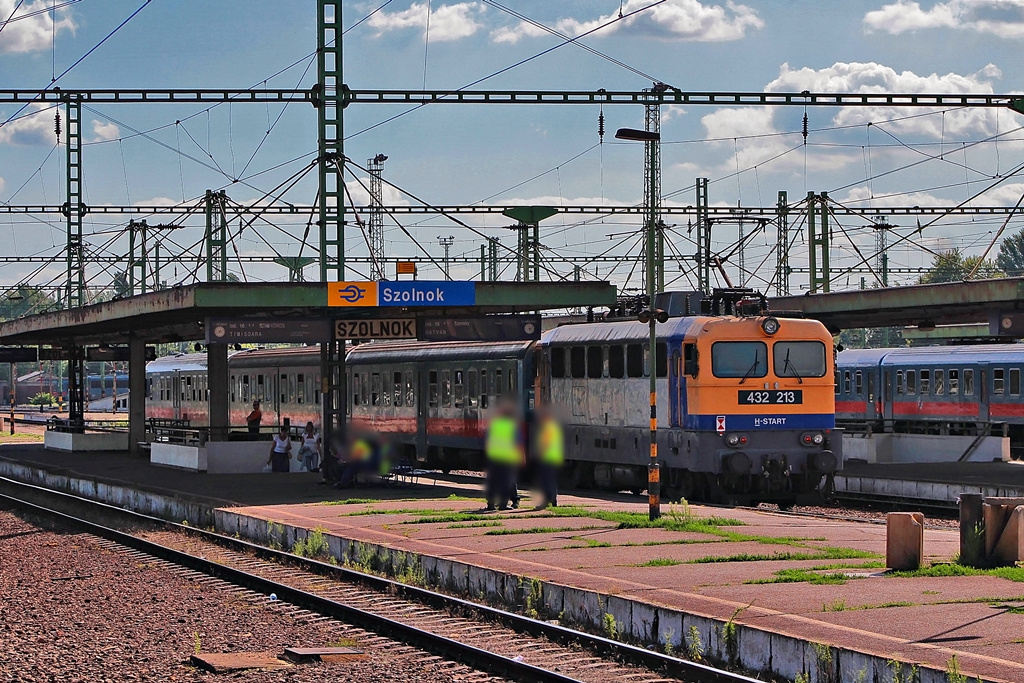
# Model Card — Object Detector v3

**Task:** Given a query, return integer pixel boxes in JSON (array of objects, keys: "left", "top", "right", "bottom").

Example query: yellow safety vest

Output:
[
  {"left": 351, "top": 439, "right": 372, "bottom": 462},
  {"left": 486, "top": 417, "right": 522, "bottom": 465},
  {"left": 538, "top": 419, "right": 565, "bottom": 467}
]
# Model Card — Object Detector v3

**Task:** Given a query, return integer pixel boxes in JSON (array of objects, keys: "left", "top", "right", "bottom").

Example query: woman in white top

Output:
[
  {"left": 298, "top": 421, "right": 322, "bottom": 472},
  {"left": 268, "top": 425, "right": 292, "bottom": 473}
]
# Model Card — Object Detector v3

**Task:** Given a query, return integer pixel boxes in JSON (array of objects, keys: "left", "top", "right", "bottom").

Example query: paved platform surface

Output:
[{"left": 5, "top": 443, "right": 1024, "bottom": 681}]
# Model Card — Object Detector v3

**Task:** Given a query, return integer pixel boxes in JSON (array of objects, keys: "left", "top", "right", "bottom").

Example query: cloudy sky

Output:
[{"left": 1, "top": 0, "right": 1023, "bottom": 297}]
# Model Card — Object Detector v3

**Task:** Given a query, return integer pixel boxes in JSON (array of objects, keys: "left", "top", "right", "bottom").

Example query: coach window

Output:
[
  {"left": 608, "top": 346, "right": 625, "bottom": 378},
  {"left": 834, "top": 371, "right": 840, "bottom": 395},
  {"left": 587, "top": 346, "right": 603, "bottom": 379},
  {"left": 643, "top": 345, "right": 651, "bottom": 377},
  {"left": 843, "top": 370, "right": 851, "bottom": 394},
  {"left": 230, "top": 375, "right": 235, "bottom": 402},
  {"left": 963, "top": 369, "right": 974, "bottom": 395},
  {"left": 896, "top": 370, "right": 904, "bottom": 395},
  {"left": 428, "top": 371, "right": 438, "bottom": 407},
  {"left": 626, "top": 344, "right": 644, "bottom": 378},
  {"left": 934, "top": 369, "right": 944, "bottom": 396},
  {"left": 906, "top": 369, "right": 916, "bottom": 395},
  {"left": 508, "top": 365, "right": 516, "bottom": 394},
  {"left": 441, "top": 369, "right": 452, "bottom": 406},
  {"left": 920, "top": 369, "right": 930, "bottom": 395},
  {"left": 370, "top": 372, "right": 380, "bottom": 407},
  {"left": 256, "top": 374, "right": 265, "bottom": 402},
  {"left": 393, "top": 371, "right": 403, "bottom": 407},
  {"left": 711, "top": 341, "right": 768, "bottom": 379},
  {"left": 405, "top": 370, "right": 414, "bottom": 407},
  {"left": 468, "top": 370, "right": 478, "bottom": 408},
  {"left": 479, "top": 369, "right": 488, "bottom": 408},
  {"left": 855, "top": 371, "right": 863, "bottom": 395},
  {"left": 1012, "top": 368, "right": 1021, "bottom": 397},
  {"left": 454, "top": 370, "right": 465, "bottom": 408},
  {"left": 352, "top": 373, "right": 361, "bottom": 406},
  {"left": 994, "top": 368, "right": 1005, "bottom": 396},
  {"left": 314, "top": 374, "right": 321, "bottom": 405},
  {"left": 570, "top": 347, "right": 586, "bottom": 379},
  {"left": 240, "top": 375, "right": 248, "bottom": 403},
  {"left": 297, "top": 374, "right": 305, "bottom": 404},
  {"left": 361, "top": 373, "right": 369, "bottom": 405},
  {"left": 495, "top": 368, "right": 503, "bottom": 397},
  {"left": 551, "top": 348, "right": 565, "bottom": 378},
  {"left": 949, "top": 369, "right": 959, "bottom": 395},
  {"left": 378, "top": 370, "right": 389, "bottom": 409}
]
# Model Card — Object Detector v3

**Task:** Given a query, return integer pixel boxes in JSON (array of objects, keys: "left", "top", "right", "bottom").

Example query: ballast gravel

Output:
[{"left": 0, "top": 509, "right": 468, "bottom": 683}]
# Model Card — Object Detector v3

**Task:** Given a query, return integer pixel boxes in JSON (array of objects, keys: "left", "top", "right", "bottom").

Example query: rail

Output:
[{"left": 0, "top": 476, "right": 760, "bottom": 683}]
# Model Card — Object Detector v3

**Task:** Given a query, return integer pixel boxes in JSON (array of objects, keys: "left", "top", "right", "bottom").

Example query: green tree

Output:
[
  {"left": 997, "top": 227, "right": 1024, "bottom": 277},
  {"left": 0, "top": 286, "right": 57, "bottom": 321},
  {"left": 918, "top": 248, "right": 1003, "bottom": 284}
]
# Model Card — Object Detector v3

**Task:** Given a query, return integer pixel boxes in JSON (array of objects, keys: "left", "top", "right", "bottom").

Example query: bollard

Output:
[
  {"left": 886, "top": 512, "right": 925, "bottom": 571},
  {"left": 959, "top": 493, "right": 985, "bottom": 567}
]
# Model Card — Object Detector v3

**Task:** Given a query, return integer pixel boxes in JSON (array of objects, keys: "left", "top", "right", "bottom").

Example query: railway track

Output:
[{"left": 0, "top": 475, "right": 761, "bottom": 683}]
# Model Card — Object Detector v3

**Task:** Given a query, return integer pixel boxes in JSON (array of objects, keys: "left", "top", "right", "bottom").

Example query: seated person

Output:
[
  {"left": 318, "top": 435, "right": 345, "bottom": 485},
  {"left": 334, "top": 433, "right": 375, "bottom": 489}
]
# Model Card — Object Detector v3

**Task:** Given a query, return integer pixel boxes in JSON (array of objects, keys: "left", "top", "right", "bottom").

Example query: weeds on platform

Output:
[
  {"left": 692, "top": 546, "right": 877, "bottom": 565},
  {"left": 823, "top": 598, "right": 847, "bottom": 611},
  {"left": 485, "top": 525, "right": 602, "bottom": 536},
  {"left": 634, "top": 557, "right": 683, "bottom": 567},
  {"left": 686, "top": 625, "right": 704, "bottom": 661},
  {"left": 889, "top": 562, "right": 1024, "bottom": 582},
  {"left": 446, "top": 520, "right": 503, "bottom": 529}
]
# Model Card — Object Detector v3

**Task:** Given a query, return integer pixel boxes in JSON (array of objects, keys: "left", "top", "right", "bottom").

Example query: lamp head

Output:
[{"left": 615, "top": 128, "right": 660, "bottom": 142}]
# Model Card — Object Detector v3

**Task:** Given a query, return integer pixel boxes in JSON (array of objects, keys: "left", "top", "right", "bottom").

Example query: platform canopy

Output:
[
  {"left": 768, "top": 277, "right": 1024, "bottom": 332},
  {"left": 0, "top": 281, "right": 617, "bottom": 346}
]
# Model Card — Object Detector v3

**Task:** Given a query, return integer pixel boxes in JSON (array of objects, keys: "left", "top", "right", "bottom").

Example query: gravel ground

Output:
[{"left": 0, "top": 509, "right": 470, "bottom": 683}]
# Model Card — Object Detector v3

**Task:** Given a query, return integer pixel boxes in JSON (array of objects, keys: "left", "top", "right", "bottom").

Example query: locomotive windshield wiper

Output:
[
  {"left": 738, "top": 355, "right": 761, "bottom": 384},
  {"left": 783, "top": 349, "right": 803, "bottom": 384}
]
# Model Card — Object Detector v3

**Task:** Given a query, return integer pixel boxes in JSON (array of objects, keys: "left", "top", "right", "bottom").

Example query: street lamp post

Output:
[{"left": 616, "top": 127, "right": 662, "bottom": 521}]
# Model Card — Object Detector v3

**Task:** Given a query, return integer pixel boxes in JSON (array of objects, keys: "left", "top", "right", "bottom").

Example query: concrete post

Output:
[
  {"left": 885, "top": 512, "right": 924, "bottom": 570},
  {"left": 207, "top": 343, "right": 229, "bottom": 443},
  {"left": 959, "top": 493, "right": 985, "bottom": 567},
  {"left": 128, "top": 337, "right": 147, "bottom": 456}
]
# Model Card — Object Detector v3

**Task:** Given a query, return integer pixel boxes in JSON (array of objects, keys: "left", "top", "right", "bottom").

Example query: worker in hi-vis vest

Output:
[
  {"left": 533, "top": 407, "right": 564, "bottom": 509},
  {"left": 484, "top": 400, "right": 523, "bottom": 511}
]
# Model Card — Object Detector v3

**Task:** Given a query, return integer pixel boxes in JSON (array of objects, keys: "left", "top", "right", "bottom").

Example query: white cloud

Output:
[
  {"left": 661, "top": 105, "right": 687, "bottom": 123},
  {"left": 0, "top": 104, "right": 55, "bottom": 146},
  {"left": 133, "top": 197, "right": 180, "bottom": 207},
  {"left": 492, "top": 0, "right": 763, "bottom": 44},
  {"left": 368, "top": 2, "right": 485, "bottom": 42},
  {"left": 0, "top": 175, "right": 5, "bottom": 194},
  {"left": 90, "top": 120, "right": 120, "bottom": 142},
  {"left": 767, "top": 61, "right": 1003, "bottom": 139},
  {"left": 0, "top": 0, "right": 75, "bottom": 54},
  {"left": 864, "top": 0, "right": 1024, "bottom": 38}
]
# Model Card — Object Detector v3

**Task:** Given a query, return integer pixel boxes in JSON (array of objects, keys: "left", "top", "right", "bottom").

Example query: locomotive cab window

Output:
[
  {"left": 712, "top": 341, "right": 767, "bottom": 379},
  {"left": 683, "top": 343, "right": 698, "bottom": 377},
  {"left": 773, "top": 341, "right": 826, "bottom": 378},
  {"left": 656, "top": 343, "right": 668, "bottom": 378},
  {"left": 994, "top": 368, "right": 1005, "bottom": 397}
]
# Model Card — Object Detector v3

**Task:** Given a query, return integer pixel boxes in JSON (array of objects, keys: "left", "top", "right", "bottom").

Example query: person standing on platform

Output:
[
  {"left": 298, "top": 421, "right": 322, "bottom": 472},
  {"left": 267, "top": 425, "right": 292, "bottom": 473},
  {"left": 484, "top": 401, "right": 523, "bottom": 511},
  {"left": 533, "top": 407, "right": 564, "bottom": 509},
  {"left": 246, "top": 400, "right": 263, "bottom": 435}
]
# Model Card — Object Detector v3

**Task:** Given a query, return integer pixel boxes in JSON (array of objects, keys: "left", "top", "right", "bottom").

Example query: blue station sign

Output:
[{"left": 329, "top": 281, "right": 475, "bottom": 307}]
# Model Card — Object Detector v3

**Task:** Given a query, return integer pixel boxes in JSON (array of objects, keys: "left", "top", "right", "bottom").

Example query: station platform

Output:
[
  {"left": 2, "top": 442, "right": 1024, "bottom": 683},
  {"left": 839, "top": 460, "right": 1024, "bottom": 506}
]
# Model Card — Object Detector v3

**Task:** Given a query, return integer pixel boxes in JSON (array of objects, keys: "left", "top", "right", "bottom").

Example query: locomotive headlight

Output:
[
  {"left": 725, "top": 433, "right": 748, "bottom": 448},
  {"left": 800, "top": 432, "right": 824, "bottom": 447},
  {"left": 761, "top": 317, "right": 780, "bottom": 336},
  {"left": 812, "top": 433, "right": 824, "bottom": 445}
]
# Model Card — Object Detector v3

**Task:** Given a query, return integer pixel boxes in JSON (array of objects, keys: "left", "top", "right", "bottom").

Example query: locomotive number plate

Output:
[{"left": 738, "top": 390, "right": 803, "bottom": 405}]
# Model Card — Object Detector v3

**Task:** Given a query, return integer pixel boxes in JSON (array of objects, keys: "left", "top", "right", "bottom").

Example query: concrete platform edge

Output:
[{"left": 0, "top": 458, "right": 1006, "bottom": 683}]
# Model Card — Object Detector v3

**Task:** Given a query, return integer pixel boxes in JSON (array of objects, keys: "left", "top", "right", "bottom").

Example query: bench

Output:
[{"left": 147, "top": 417, "right": 193, "bottom": 444}]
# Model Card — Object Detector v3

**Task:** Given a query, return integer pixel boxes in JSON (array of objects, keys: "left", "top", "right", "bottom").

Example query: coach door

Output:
[
  {"left": 882, "top": 368, "right": 894, "bottom": 425},
  {"left": 172, "top": 370, "right": 182, "bottom": 420},
  {"left": 979, "top": 368, "right": 990, "bottom": 423},
  {"left": 866, "top": 371, "right": 878, "bottom": 421}
]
